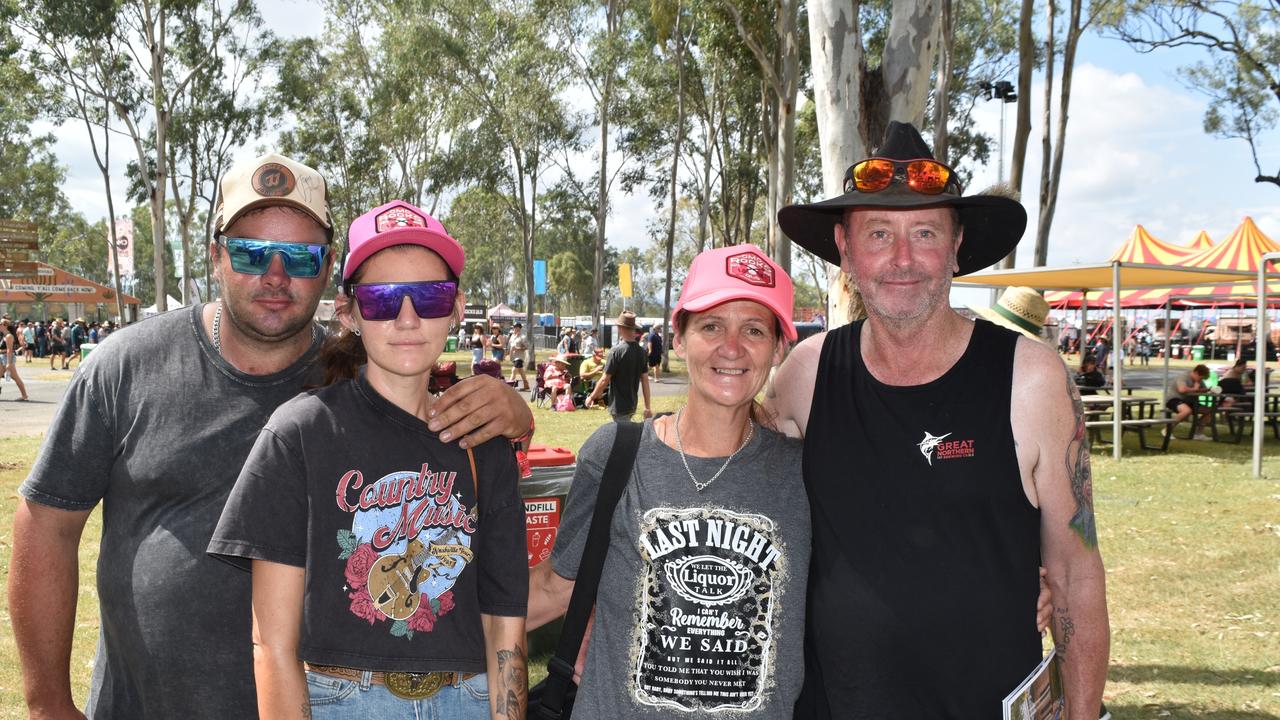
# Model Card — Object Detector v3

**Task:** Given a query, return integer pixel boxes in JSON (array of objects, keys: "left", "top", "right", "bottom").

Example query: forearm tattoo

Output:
[
  {"left": 1055, "top": 606, "right": 1076, "bottom": 657},
  {"left": 1064, "top": 374, "right": 1098, "bottom": 548},
  {"left": 495, "top": 646, "right": 527, "bottom": 720}
]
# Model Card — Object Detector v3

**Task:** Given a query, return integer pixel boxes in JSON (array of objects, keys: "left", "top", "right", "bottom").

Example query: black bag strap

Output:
[{"left": 538, "top": 421, "right": 643, "bottom": 718}]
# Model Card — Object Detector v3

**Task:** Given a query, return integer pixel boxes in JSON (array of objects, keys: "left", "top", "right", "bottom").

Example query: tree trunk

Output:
[
  {"left": 1035, "top": 0, "right": 1083, "bottom": 267},
  {"left": 592, "top": 0, "right": 619, "bottom": 333},
  {"left": 662, "top": 10, "right": 686, "bottom": 373},
  {"left": 774, "top": 0, "right": 799, "bottom": 273},
  {"left": 932, "top": 0, "right": 953, "bottom": 162},
  {"left": 809, "top": 0, "right": 867, "bottom": 328},
  {"left": 1001, "top": 0, "right": 1035, "bottom": 268},
  {"left": 145, "top": 0, "right": 170, "bottom": 313},
  {"left": 884, "top": 0, "right": 942, "bottom": 127},
  {"left": 1036, "top": 0, "right": 1057, "bottom": 266}
]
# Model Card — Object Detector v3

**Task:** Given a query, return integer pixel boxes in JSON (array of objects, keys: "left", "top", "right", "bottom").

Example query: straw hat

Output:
[{"left": 970, "top": 287, "right": 1050, "bottom": 341}]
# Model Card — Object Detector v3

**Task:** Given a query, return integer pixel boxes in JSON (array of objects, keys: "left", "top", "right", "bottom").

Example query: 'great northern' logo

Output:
[{"left": 917, "top": 431, "right": 976, "bottom": 465}]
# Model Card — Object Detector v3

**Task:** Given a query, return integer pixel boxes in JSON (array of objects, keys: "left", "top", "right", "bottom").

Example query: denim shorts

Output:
[{"left": 306, "top": 669, "right": 490, "bottom": 720}]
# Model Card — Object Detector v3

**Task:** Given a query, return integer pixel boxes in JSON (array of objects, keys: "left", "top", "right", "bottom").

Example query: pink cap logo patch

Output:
[
  {"left": 375, "top": 206, "right": 426, "bottom": 233},
  {"left": 726, "top": 251, "right": 775, "bottom": 288}
]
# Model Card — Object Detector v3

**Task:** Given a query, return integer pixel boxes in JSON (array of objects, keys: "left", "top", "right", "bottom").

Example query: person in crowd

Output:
[
  {"left": 469, "top": 323, "right": 487, "bottom": 367},
  {"left": 1094, "top": 336, "right": 1111, "bottom": 377},
  {"left": 772, "top": 121, "right": 1108, "bottom": 718},
  {"left": 1164, "top": 364, "right": 1215, "bottom": 440},
  {"left": 47, "top": 319, "right": 66, "bottom": 370},
  {"left": 210, "top": 200, "right": 527, "bottom": 719},
  {"left": 581, "top": 328, "right": 598, "bottom": 355},
  {"left": 1076, "top": 356, "right": 1106, "bottom": 393},
  {"left": 507, "top": 321, "right": 530, "bottom": 391},
  {"left": 585, "top": 311, "right": 651, "bottom": 422},
  {"left": 555, "top": 328, "right": 571, "bottom": 356},
  {"left": 528, "top": 244, "right": 1057, "bottom": 718},
  {"left": 644, "top": 324, "right": 663, "bottom": 382},
  {"left": 0, "top": 318, "right": 30, "bottom": 401},
  {"left": 20, "top": 320, "right": 34, "bottom": 363},
  {"left": 8, "top": 154, "right": 531, "bottom": 719},
  {"left": 578, "top": 345, "right": 606, "bottom": 388},
  {"left": 1218, "top": 356, "right": 1251, "bottom": 395},
  {"left": 67, "top": 317, "right": 88, "bottom": 367},
  {"left": 543, "top": 354, "right": 572, "bottom": 409},
  {"left": 490, "top": 322, "right": 505, "bottom": 364},
  {"left": 34, "top": 320, "right": 47, "bottom": 359}
]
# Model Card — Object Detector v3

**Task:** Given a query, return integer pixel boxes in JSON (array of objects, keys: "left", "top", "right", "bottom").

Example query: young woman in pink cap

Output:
[{"left": 210, "top": 200, "right": 527, "bottom": 719}]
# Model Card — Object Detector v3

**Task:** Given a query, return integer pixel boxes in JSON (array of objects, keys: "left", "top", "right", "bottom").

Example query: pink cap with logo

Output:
[
  {"left": 673, "top": 243, "right": 797, "bottom": 341},
  {"left": 342, "top": 200, "right": 465, "bottom": 281}
]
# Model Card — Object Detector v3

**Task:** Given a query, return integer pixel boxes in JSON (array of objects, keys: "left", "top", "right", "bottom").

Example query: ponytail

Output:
[{"left": 317, "top": 327, "right": 366, "bottom": 387}]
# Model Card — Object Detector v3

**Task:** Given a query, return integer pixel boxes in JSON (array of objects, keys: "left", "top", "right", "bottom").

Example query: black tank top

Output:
[{"left": 796, "top": 319, "right": 1041, "bottom": 719}]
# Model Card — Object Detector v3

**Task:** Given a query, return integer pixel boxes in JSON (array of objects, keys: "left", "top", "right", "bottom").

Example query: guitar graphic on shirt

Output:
[{"left": 366, "top": 531, "right": 474, "bottom": 621}]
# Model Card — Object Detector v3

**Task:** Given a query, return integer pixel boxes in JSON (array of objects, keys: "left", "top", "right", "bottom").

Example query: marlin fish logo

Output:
[{"left": 917, "top": 431, "right": 952, "bottom": 466}]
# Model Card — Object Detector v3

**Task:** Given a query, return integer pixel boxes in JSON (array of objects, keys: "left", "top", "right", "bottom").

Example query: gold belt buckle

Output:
[{"left": 386, "top": 671, "right": 446, "bottom": 700}]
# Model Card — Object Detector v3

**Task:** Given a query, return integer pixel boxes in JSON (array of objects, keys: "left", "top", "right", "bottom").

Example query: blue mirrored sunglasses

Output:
[
  {"left": 216, "top": 235, "right": 330, "bottom": 278},
  {"left": 349, "top": 281, "right": 459, "bottom": 321}
]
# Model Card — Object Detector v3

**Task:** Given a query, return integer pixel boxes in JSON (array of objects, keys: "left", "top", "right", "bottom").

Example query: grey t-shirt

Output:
[
  {"left": 552, "top": 420, "right": 809, "bottom": 718},
  {"left": 604, "top": 340, "right": 647, "bottom": 416},
  {"left": 1165, "top": 371, "right": 1204, "bottom": 404},
  {"left": 19, "top": 304, "right": 324, "bottom": 719}
]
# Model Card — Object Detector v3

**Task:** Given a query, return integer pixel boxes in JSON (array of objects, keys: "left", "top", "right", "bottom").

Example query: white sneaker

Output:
[{"left": 1193, "top": 433, "right": 1212, "bottom": 441}]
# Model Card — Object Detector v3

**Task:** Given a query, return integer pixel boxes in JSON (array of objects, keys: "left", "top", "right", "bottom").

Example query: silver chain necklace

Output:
[
  {"left": 673, "top": 407, "right": 754, "bottom": 492},
  {"left": 212, "top": 300, "right": 223, "bottom": 353}
]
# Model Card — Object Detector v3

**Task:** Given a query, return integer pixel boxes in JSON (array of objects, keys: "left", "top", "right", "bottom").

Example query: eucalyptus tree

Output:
[
  {"left": 18, "top": 0, "right": 261, "bottom": 314},
  {"left": 1113, "top": 1, "right": 1280, "bottom": 188}
]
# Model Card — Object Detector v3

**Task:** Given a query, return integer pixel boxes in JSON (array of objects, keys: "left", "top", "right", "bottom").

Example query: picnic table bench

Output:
[{"left": 1081, "top": 396, "right": 1175, "bottom": 451}]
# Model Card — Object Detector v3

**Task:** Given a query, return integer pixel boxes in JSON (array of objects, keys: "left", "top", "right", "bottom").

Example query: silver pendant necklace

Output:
[
  {"left": 673, "top": 406, "right": 754, "bottom": 492},
  {"left": 212, "top": 300, "right": 223, "bottom": 353}
]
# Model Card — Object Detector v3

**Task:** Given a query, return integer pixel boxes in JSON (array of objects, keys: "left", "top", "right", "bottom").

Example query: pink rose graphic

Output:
[
  {"left": 348, "top": 588, "right": 384, "bottom": 625},
  {"left": 407, "top": 599, "right": 437, "bottom": 633},
  {"left": 345, "top": 544, "right": 379, "bottom": 590},
  {"left": 437, "top": 590, "right": 455, "bottom": 617}
]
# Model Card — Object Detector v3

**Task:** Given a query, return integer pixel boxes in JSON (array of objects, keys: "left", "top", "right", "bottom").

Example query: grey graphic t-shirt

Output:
[{"left": 551, "top": 419, "right": 809, "bottom": 718}]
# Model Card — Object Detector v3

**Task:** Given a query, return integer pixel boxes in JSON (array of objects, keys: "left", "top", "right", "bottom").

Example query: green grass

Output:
[{"left": 3, "top": 391, "right": 1279, "bottom": 717}]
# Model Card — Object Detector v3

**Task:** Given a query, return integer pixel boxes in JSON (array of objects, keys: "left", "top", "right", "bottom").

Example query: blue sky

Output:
[{"left": 40, "top": 3, "right": 1280, "bottom": 306}]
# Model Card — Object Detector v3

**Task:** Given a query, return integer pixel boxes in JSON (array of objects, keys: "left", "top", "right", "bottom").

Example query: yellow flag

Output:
[{"left": 619, "top": 262, "right": 633, "bottom": 298}]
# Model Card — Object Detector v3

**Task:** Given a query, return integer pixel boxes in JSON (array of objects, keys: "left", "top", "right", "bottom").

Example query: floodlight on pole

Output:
[{"left": 979, "top": 80, "right": 1018, "bottom": 186}]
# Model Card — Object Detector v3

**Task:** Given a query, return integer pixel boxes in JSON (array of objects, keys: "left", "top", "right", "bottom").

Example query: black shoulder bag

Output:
[{"left": 528, "top": 421, "right": 643, "bottom": 720}]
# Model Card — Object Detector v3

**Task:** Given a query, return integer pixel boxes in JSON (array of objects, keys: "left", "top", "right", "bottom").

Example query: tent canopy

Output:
[
  {"left": 142, "top": 295, "right": 184, "bottom": 317},
  {"left": 956, "top": 262, "right": 1256, "bottom": 293},
  {"left": 487, "top": 303, "right": 524, "bottom": 320},
  {"left": 1188, "top": 230, "right": 1214, "bottom": 252}
]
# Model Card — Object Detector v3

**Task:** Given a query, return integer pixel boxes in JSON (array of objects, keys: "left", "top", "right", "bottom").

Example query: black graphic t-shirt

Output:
[
  {"left": 209, "top": 371, "right": 527, "bottom": 673},
  {"left": 551, "top": 420, "right": 809, "bottom": 718}
]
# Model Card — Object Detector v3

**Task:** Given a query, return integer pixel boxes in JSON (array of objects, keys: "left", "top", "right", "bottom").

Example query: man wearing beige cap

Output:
[{"left": 8, "top": 154, "right": 532, "bottom": 719}]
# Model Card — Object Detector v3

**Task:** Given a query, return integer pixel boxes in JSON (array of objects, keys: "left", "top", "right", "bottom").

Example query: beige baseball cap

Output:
[{"left": 214, "top": 153, "right": 332, "bottom": 234}]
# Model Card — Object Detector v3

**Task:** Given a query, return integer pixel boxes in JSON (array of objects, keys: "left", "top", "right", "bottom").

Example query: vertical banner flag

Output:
[
  {"left": 533, "top": 259, "right": 547, "bottom": 296},
  {"left": 112, "top": 216, "right": 135, "bottom": 279},
  {"left": 619, "top": 262, "right": 633, "bottom": 298}
]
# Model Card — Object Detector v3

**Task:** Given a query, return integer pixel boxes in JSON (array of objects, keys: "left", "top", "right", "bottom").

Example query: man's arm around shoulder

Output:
[
  {"left": 763, "top": 331, "right": 825, "bottom": 439},
  {"left": 9, "top": 499, "right": 91, "bottom": 720},
  {"left": 1011, "top": 338, "right": 1109, "bottom": 720}
]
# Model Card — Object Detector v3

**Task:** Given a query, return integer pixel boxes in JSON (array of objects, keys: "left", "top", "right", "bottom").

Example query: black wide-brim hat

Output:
[{"left": 778, "top": 121, "right": 1026, "bottom": 276}]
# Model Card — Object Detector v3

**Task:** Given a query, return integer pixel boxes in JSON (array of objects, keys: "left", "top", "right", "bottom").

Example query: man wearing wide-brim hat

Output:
[
  {"left": 766, "top": 121, "right": 1108, "bottom": 718},
  {"left": 585, "top": 310, "right": 651, "bottom": 421}
]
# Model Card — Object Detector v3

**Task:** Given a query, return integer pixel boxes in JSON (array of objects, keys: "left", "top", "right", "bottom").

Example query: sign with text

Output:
[
  {"left": 0, "top": 219, "right": 37, "bottom": 239},
  {"left": 111, "top": 216, "right": 135, "bottom": 278},
  {"left": 463, "top": 303, "right": 488, "bottom": 323},
  {"left": 524, "top": 497, "right": 560, "bottom": 568}
]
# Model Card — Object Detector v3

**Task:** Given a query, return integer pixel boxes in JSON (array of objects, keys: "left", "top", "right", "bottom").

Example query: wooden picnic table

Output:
[{"left": 1081, "top": 396, "right": 1171, "bottom": 450}]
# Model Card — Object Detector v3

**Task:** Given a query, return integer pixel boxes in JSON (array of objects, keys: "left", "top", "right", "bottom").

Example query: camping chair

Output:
[{"left": 533, "top": 361, "right": 552, "bottom": 408}]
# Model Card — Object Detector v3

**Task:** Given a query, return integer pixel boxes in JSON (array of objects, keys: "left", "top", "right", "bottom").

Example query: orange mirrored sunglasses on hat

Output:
[{"left": 843, "top": 158, "right": 961, "bottom": 196}]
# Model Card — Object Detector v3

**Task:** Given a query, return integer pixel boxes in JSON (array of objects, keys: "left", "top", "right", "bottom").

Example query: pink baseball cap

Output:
[
  {"left": 342, "top": 200, "right": 465, "bottom": 281},
  {"left": 673, "top": 243, "right": 797, "bottom": 341}
]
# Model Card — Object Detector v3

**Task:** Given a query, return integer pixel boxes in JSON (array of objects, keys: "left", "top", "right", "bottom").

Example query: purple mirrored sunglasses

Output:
[{"left": 349, "top": 281, "right": 458, "bottom": 321}]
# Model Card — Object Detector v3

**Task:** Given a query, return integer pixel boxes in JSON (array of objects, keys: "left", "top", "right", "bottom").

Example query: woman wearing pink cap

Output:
[
  {"left": 210, "top": 200, "right": 527, "bottom": 719},
  {"left": 527, "top": 244, "right": 810, "bottom": 717}
]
